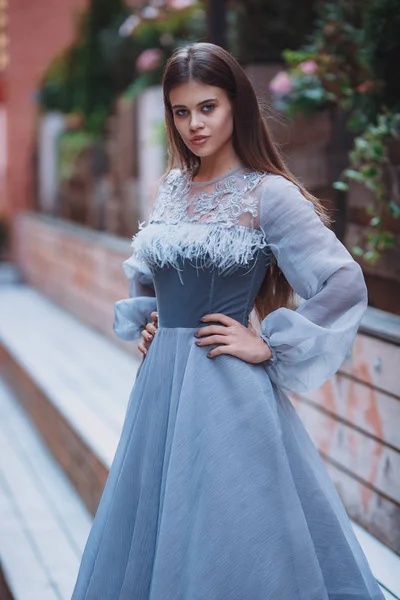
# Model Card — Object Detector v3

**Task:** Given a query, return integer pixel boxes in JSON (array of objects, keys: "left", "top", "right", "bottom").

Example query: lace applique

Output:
[
  {"left": 149, "top": 170, "right": 191, "bottom": 225},
  {"left": 130, "top": 168, "right": 274, "bottom": 274},
  {"left": 150, "top": 168, "right": 268, "bottom": 227}
]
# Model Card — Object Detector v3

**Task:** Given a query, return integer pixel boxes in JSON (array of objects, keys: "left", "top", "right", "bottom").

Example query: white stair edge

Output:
[
  {"left": 0, "top": 285, "right": 140, "bottom": 469},
  {"left": 0, "top": 378, "right": 92, "bottom": 600},
  {"left": 352, "top": 521, "right": 400, "bottom": 599}
]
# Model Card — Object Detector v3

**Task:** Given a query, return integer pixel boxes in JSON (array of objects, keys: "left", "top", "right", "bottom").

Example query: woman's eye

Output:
[{"left": 174, "top": 104, "right": 215, "bottom": 118}]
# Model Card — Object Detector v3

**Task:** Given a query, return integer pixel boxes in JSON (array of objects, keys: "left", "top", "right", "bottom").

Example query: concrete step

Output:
[
  {"left": 352, "top": 522, "right": 400, "bottom": 600},
  {"left": 0, "top": 285, "right": 141, "bottom": 516},
  {"left": 0, "top": 284, "right": 398, "bottom": 599},
  {"left": 0, "top": 377, "right": 92, "bottom": 600}
]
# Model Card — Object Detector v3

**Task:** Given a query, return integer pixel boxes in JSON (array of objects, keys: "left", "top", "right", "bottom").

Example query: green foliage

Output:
[
  {"left": 123, "top": 73, "right": 156, "bottom": 101},
  {"left": 270, "top": 0, "right": 400, "bottom": 263},
  {"left": 39, "top": 0, "right": 134, "bottom": 134},
  {"left": 58, "top": 131, "right": 98, "bottom": 181},
  {"left": 334, "top": 111, "right": 400, "bottom": 261},
  {"left": 270, "top": 1, "right": 376, "bottom": 121},
  {"left": 271, "top": 52, "right": 336, "bottom": 117},
  {"left": 39, "top": 0, "right": 206, "bottom": 134},
  {"left": 38, "top": 51, "right": 71, "bottom": 113},
  {"left": 363, "top": 0, "right": 400, "bottom": 114},
  {"left": 133, "top": 4, "right": 205, "bottom": 50},
  {"left": 234, "top": 0, "right": 317, "bottom": 63},
  {"left": 126, "top": 2, "right": 206, "bottom": 84}
]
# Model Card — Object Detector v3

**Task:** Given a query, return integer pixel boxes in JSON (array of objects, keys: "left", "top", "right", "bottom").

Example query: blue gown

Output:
[{"left": 71, "top": 167, "right": 385, "bottom": 599}]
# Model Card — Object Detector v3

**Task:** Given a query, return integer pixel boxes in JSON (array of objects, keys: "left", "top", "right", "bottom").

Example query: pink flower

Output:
[
  {"left": 168, "top": 0, "right": 196, "bottom": 9},
  {"left": 141, "top": 6, "right": 160, "bottom": 19},
  {"left": 119, "top": 15, "right": 140, "bottom": 37},
  {"left": 136, "top": 49, "right": 163, "bottom": 73},
  {"left": 269, "top": 71, "right": 293, "bottom": 96},
  {"left": 299, "top": 60, "right": 317, "bottom": 75}
]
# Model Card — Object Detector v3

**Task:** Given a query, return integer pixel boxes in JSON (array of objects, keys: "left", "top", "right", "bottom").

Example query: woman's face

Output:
[{"left": 169, "top": 80, "right": 234, "bottom": 158}]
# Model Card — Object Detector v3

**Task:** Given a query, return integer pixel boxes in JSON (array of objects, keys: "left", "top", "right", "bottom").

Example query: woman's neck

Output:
[{"left": 193, "top": 145, "right": 242, "bottom": 183}]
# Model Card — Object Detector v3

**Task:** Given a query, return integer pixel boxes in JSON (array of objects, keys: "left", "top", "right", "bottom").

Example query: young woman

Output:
[{"left": 71, "top": 43, "right": 385, "bottom": 599}]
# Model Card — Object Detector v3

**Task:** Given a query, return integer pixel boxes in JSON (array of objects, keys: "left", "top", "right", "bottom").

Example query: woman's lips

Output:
[{"left": 190, "top": 136, "right": 210, "bottom": 146}]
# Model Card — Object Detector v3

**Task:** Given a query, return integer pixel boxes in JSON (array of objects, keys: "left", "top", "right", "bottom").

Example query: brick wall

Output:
[
  {"left": 5, "top": 0, "right": 87, "bottom": 217},
  {"left": 13, "top": 212, "right": 141, "bottom": 360}
]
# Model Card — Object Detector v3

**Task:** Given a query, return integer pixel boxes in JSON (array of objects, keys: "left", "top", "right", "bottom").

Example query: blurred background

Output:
[{"left": 0, "top": 0, "right": 399, "bottom": 598}]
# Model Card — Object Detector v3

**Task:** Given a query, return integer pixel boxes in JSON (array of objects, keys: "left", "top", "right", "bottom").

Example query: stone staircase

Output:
[{"left": 0, "top": 275, "right": 399, "bottom": 600}]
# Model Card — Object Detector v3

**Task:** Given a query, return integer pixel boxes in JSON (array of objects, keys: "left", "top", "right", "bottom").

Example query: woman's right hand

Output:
[{"left": 138, "top": 311, "right": 158, "bottom": 357}]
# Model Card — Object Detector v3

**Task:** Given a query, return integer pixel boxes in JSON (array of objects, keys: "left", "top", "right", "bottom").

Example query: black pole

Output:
[
  {"left": 328, "top": 106, "right": 355, "bottom": 242},
  {"left": 207, "top": 0, "right": 227, "bottom": 48}
]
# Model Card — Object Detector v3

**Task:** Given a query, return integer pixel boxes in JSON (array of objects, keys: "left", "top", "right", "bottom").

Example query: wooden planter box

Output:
[
  {"left": 245, "top": 63, "right": 339, "bottom": 196},
  {"left": 345, "top": 140, "right": 400, "bottom": 316}
]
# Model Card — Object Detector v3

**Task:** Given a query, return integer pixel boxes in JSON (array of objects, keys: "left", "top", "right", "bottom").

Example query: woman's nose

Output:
[{"left": 189, "top": 114, "right": 204, "bottom": 130}]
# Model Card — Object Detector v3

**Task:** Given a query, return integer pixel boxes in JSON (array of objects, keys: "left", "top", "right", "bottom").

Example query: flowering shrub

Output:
[
  {"left": 269, "top": 58, "right": 336, "bottom": 117},
  {"left": 136, "top": 48, "right": 164, "bottom": 73},
  {"left": 334, "top": 111, "right": 400, "bottom": 261},
  {"left": 268, "top": 1, "right": 375, "bottom": 121},
  {"left": 39, "top": 0, "right": 205, "bottom": 131},
  {"left": 121, "top": 0, "right": 205, "bottom": 98},
  {"left": 168, "top": 0, "right": 196, "bottom": 9},
  {"left": 269, "top": 0, "right": 400, "bottom": 263}
]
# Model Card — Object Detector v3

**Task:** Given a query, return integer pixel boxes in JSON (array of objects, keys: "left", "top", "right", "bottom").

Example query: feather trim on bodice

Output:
[
  {"left": 129, "top": 167, "right": 274, "bottom": 275},
  {"left": 131, "top": 221, "right": 273, "bottom": 275}
]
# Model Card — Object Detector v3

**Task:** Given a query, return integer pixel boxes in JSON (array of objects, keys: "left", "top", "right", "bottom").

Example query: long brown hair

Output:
[{"left": 162, "top": 42, "right": 331, "bottom": 321}]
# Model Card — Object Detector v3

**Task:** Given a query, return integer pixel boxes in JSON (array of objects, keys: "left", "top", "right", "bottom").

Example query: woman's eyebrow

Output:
[{"left": 171, "top": 97, "right": 218, "bottom": 109}]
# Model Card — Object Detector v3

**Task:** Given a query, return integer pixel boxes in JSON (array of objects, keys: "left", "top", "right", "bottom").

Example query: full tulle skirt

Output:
[{"left": 71, "top": 326, "right": 384, "bottom": 600}]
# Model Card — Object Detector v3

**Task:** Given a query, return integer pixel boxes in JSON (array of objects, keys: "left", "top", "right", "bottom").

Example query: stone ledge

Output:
[{"left": 360, "top": 306, "right": 400, "bottom": 346}]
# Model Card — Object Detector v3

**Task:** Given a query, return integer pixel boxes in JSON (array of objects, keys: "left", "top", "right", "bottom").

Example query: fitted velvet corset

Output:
[{"left": 151, "top": 250, "right": 270, "bottom": 329}]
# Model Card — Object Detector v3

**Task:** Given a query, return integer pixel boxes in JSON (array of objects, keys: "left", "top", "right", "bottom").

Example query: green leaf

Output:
[
  {"left": 364, "top": 250, "right": 380, "bottom": 263},
  {"left": 367, "top": 233, "right": 379, "bottom": 245},
  {"left": 333, "top": 181, "right": 349, "bottom": 191},
  {"left": 372, "top": 144, "right": 384, "bottom": 159},
  {"left": 361, "top": 165, "right": 379, "bottom": 178},
  {"left": 344, "top": 169, "right": 365, "bottom": 182},
  {"left": 369, "top": 216, "right": 381, "bottom": 227},
  {"left": 388, "top": 201, "right": 400, "bottom": 218},
  {"left": 352, "top": 246, "right": 364, "bottom": 256},
  {"left": 303, "top": 88, "right": 325, "bottom": 101},
  {"left": 380, "top": 231, "right": 395, "bottom": 246}
]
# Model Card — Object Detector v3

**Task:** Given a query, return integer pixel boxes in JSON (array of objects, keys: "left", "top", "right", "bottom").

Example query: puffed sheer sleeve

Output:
[
  {"left": 258, "top": 175, "right": 368, "bottom": 394},
  {"left": 113, "top": 255, "right": 157, "bottom": 342}
]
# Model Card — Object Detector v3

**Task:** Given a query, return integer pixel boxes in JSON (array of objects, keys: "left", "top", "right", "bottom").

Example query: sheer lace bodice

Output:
[
  {"left": 150, "top": 165, "right": 266, "bottom": 228},
  {"left": 115, "top": 167, "right": 368, "bottom": 394},
  {"left": 132, "top": 166, "right": 273, "bottom": 274}
]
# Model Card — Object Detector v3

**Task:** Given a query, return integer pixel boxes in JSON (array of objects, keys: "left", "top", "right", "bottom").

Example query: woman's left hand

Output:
[{"left": 194, "top": 313, "right": 272, "bottom": 364}]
